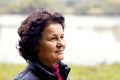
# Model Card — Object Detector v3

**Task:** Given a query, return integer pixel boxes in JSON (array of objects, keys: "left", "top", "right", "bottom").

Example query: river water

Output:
[{"left": 0, "top": 15, "right": 120, "bottom": 66}]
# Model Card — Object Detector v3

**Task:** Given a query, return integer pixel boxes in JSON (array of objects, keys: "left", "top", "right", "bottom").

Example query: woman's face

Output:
[{"left": 38, "top": 23, "right": 65, "bottom": 66}]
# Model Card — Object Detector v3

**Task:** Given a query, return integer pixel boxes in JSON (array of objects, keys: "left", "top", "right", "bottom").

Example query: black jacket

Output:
[{"left": 14, "top": 61, "right": 70, "bottom": 80}]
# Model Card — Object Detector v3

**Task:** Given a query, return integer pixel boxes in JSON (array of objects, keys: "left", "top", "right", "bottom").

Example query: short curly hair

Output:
[{"left": 18, "top": 8, "right": 65, "bottom": 61}]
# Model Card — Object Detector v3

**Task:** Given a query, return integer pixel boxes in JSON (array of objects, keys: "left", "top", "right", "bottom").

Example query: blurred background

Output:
[{"left": 0, "top": 0, "right": 120, "bottom": 80}]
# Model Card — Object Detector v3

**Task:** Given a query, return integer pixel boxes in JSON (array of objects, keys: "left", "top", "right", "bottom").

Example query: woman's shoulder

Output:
[{"left": 14, "top": 66, "right": 39, "bottom": 80}]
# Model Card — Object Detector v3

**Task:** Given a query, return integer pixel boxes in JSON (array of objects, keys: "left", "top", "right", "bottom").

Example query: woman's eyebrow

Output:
[{"left": 51, "top": 33, "right": 64, "bottom": 36}]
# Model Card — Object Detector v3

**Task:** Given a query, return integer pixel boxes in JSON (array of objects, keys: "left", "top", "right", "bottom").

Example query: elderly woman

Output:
[{"left": 14, "top": 8, "right": 71, "bottom": 80}]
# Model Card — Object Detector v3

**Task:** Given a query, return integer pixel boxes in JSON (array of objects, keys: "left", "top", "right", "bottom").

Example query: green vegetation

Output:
[
  {"left": 0, "top": 63, "right": 120, "bottom": 80},
  {"left": 69, "top": 63, "right": 120, "bottom": 80},
  {"left": 0, "top": 0, "right": 120, "bottom": 15},
  {"left": 0, "top": 63, "right": 26, "bottom": 80}
]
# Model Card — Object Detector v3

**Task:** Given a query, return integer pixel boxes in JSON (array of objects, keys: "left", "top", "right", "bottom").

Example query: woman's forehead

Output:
[
  {"left": 44, "top": 23, "right": 63, "bottom": 33},
  {"left": 41, "top": 23, "right": 64, "bottom": 37}
]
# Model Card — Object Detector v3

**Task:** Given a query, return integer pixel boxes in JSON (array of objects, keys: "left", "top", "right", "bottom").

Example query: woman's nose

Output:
[{"left": 57, "top": 39, "right": 65, "bottom": 47}]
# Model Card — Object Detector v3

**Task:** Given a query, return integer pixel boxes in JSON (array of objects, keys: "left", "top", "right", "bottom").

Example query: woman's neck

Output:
[{"left": 38, "top": 59, "right": 58, "bottom": 67}]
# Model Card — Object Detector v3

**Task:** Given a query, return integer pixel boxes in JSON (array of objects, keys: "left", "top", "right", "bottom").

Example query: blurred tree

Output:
[
  {"left": 66, "top": 0, "right": 75, "bottom": 7},
  {"left": 0, "top": 0, "right": 120, "bottom": 15}
]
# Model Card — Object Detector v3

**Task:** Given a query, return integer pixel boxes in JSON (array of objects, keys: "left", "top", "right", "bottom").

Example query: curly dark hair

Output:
[{"left": 18, "top": 8, "right": 65, "bottom": 61}]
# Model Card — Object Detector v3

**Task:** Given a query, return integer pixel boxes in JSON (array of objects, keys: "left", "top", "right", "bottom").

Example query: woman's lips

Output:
[{"left": 55, "top": 50, "right": 63, "bottom": 54}]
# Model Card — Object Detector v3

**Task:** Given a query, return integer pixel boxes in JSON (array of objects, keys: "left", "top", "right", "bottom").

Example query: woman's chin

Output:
[{"left": 58, "top": 55, "right": 64, "bottom": 61}]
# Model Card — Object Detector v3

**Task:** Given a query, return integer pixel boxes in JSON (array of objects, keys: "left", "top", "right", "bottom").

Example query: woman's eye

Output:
[
  {"left": 49, "top": 35, "right": 64, "bottom": 41},
  {"left": 50, "top": 37, "right": 57, "bottom": 41},
  {"left": 61, "top": 36, "right": 64, "bottom": 39}
]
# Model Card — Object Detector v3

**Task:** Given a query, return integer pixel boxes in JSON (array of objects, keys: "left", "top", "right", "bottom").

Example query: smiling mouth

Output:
[{"left": 55, "top": 50, "right": 64, "bottom": 54}]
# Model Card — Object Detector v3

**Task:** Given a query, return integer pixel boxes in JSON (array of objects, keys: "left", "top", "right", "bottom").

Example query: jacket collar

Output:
[
  {"left": 28, "top": 61, "right": 70, "bottom": 80},
  {"left": 58, "top": 61, "right": 71, "bottom": 79}
]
